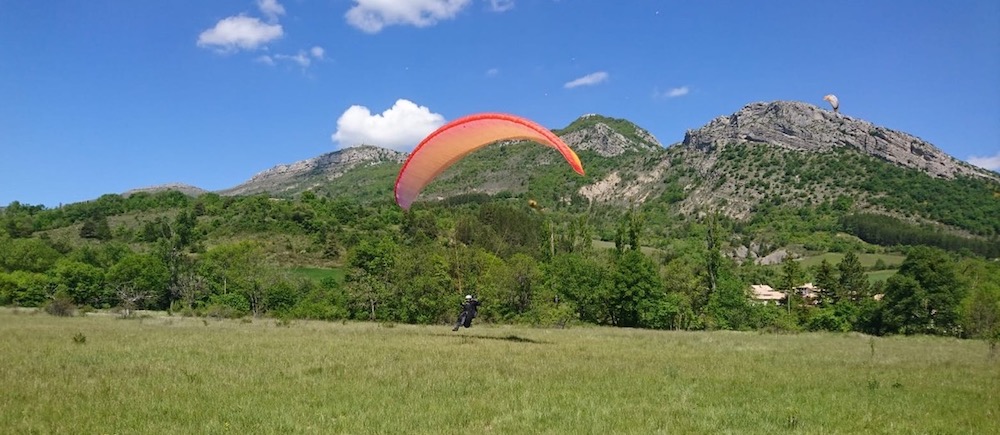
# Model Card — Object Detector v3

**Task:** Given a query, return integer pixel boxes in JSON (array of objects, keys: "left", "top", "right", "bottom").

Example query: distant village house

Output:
[
  {"left": 749, "top": 283, "right": 823, "bottom": 305},
  {"left": 750, "top": 284, "right": 785, "bottom": 304}
]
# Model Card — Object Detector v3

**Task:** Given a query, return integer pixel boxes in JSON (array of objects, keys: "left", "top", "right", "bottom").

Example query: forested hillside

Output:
[
  {"left": 2, "top": 103, "right": 998, "bottom": 340},
  {"left": 2, "top": 186, "right": 998, "bottom": 340}
]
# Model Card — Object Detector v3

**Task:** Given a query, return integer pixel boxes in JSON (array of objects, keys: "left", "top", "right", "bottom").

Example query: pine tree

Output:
[
  {"left": 837, "top": 252, "right": 869, "bottom": 303},
  {"left": 79, "top": 215, "right": 112, "bottom": 241},
  {"left": 813, "top": 259, "right": 839, "bottom": 306}
]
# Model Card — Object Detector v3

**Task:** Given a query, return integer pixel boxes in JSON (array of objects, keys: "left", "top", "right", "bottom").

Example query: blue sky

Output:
[{"left": 2, "top": 0, "right": 998, "bottom": 207}]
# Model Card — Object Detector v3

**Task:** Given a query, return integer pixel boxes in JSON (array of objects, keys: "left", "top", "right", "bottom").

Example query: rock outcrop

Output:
[
  {"left": 681, "top": 101, "right": 997, "bottom": 181},
  {"left": 560, "top": 114, "right": 661, "bottom": 157},
  {"left": 220, "top": 145, "right": 406, "bottom": 196}
]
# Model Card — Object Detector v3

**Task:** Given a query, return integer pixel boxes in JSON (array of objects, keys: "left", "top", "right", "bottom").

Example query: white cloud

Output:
[
  {"left": 345, "top": 0, "right": 471, "bottom": 34},
  {"left": 258, "top": 0, "right": 286, "bottom": 22},
  {"left": 653, "top": 85, "right": 690, "bottom": 99},
  {"left": 255, "top": 55, "right": 275, "bottom": 65},
  {"left": 332, "top": 99, "right": 446, "bottom": 151},
  {"left": 275, "top": 50, "right": 311, "bottom": 67},
  {"left": 197, "top": 15, "right": 283, "bottom": 51},
  {"left": 564, "top": 71, "right": 609, "bottom": 89},
  {"left": 485, "top": 67, "right": 499, "bottom": 77},
  {"left": 665, "top": 86, "right": 689, "bottom": 98},
  {"left": 968, "top": 152, "right": 1000, "bottom": 171},
  {"left": 261, "top": 48, "right": 323, "bottom": 68},
  {"left": 488, "top": 0, "right": 515, "bottom": 12}
]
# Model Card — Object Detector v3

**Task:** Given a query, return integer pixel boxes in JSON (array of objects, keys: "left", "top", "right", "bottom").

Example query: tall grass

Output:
[{"left": 1, "top": 309, "right": 996, "bottom": 433}]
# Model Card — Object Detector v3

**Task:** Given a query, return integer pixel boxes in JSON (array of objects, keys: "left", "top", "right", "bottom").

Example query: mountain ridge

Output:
[
  {"left": 217, "top": 145, "right": 407, "bottom": 197},
  {"left": 122, "top": 101, "right": 999, "bottom": 234},
  {"left": 681, "top": 101, "right": 995, "bottom": 181}
]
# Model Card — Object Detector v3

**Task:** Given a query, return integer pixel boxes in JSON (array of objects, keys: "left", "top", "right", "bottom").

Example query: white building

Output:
[{"left": 750, "top": 284, "right": 785, "bottom": 304}]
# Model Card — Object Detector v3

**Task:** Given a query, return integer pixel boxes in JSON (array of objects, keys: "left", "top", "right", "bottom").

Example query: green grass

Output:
[
  {"left": 798, "top": 252, "right": 906, "bottom": 269},
  {"left": 289, "top": 266, "right": 345, "bottom": 283},
  {"left": 591, "top": 239, "right": 662, "bottom": 256},
  {"left": 1, "top": 309, "right": 997, "bottom": 434},
  {"left": 866, "top": 269, "right": 898, "bottom": 283}
]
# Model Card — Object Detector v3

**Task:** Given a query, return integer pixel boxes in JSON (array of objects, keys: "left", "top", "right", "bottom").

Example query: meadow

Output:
[
  {"left": 796, "top": 252, "right": 906, "bottom": 270},
  {"left": 1, "top": 308, "right": 997, "bottom": 434}
]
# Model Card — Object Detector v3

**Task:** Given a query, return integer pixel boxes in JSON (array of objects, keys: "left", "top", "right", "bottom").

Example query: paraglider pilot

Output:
[{"left": 452, "top": 295, "right": 481, "bottom": 331}]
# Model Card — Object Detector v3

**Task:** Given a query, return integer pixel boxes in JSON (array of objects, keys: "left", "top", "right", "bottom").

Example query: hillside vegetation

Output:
[{"left": 2, "top": 102, "right": 999, "bottom": 341}]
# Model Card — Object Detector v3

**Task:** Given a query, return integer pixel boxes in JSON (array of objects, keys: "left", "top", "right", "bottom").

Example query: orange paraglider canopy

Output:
[{"left": 394, "top": 113, "right": 585, "bottom": 210}]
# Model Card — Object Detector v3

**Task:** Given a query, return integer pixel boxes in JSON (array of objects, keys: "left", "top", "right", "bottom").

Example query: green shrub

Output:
[
  {"left": 204, "top": 293, "right": 250, "bottom": 319},
  {"left": 44, "top": 293, "right": 77, "bottom": 317},
  {"left": 807, "top": 308, "right": 852, "bottom": 332}
]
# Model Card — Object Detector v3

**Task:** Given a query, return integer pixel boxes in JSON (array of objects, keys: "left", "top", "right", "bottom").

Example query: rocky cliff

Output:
[
  {"left": 220, "top": 145, "right": 406, "bottom": 196},
  {"left": 560, "top": 114, "right": 662, "bottom": 157},
  {"left": 681, "top": 101, "right": 997, "bottom": 181}
]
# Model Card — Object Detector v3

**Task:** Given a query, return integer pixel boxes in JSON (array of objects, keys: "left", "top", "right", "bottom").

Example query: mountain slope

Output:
[
  {"left": 123, "top": 183, "right": 208, "bottom": 197},
  {"left": 219, "top": 146, "right": 406, "bottom": 197},
  {"left": 141, "top": 101, "right": 997, "bottom": 239},
  {"left": 682, "top": 101, "right": 996, "bottom": 181},
  {"left": 642, "top": 102, "right": 1000, "bottom": 237}
]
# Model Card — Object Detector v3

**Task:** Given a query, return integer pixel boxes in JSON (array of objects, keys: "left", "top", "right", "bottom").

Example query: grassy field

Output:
[
  {"left": 790, "top": 252, "right": 905, "bottom": 283},
  {"left": 797, "top": 252, "right": 906, "bottom": 269},
  {"left": 865, "top": 269, "right": 898, "bottom": 283},
  {"left": 591, "top": 239, "right": 662, "bottom": 256},
  {"left": 1, "top": 309, "right": 997, "bottom": 434}
]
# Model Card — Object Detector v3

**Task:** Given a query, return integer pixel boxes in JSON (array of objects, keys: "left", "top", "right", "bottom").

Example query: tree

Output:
[
  {"left": 882, "top": 247, "right": 966, "bottom": 335},
  {"left": 389, "top": 244, "right": 452, "bottom": 324},
  {"left": 52, "top": 259, "right": 107, "bottom": 307},
  {"left": 703, "top": 214, "right": 723, "bottom": 296},
  {"left": 837, "top": 252, "right": 869, "bottom": 303},
  {"left": 107, "top": 253, "right": 170, "bottom": 310},
  {"left": 958, "top": 259, "right": 1000, "bottom": 348},
  {"left": 961, "top": 283, "right": 1000, "bottom": 345},
  {"left": 780, "top": 255, "right": 803, "bottom": 292},
  {"left": 115, "top": 283, "right": 149, "bottom": 318},
  {"left": 704, "top": 271, "right": 752, "bottom": 330},
  {"left": 401, "top": 210, "right": 439, "bottom": 244},
  {"left": 0, "top": 271, "right": 53, "bottom": 306},
  {"left": 502, "top": 253, "right": 540, "bottom": 318},
  {"left": 607, "top": 250, "right": 662, "bottom": 327},
  {"left": 171, "top": 269, "right": 210, "bottom": 311},
  {"left": 79, "top": 215, "right": 112, "bottom": 240},
  {"left": 0, "top": 237, "right": 61, "bottom": 273},
  {"left": 172, "top": 209, "right": 200, "bottom": 250},
  {"left": 660, "top": 255, "right": 703, "bottom": 330},
  {"left": 1, "top": 201, "right": 38, "bottom": 238},
  {"left": 545, "top": 253, "right": 611, "bottom": 325},
  {"left": 813, "top": 258, "right": 838, "bottom": 307},
  {"left": 200, "top": 242, "right": 273, "bottom": 317},
  {"left": 345, "top": 236, "right": 398, "bottom": 321}
]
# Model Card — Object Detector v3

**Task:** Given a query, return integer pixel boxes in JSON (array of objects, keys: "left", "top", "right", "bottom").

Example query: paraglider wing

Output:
[
  {"left": 394, "top": 113, "right": 585, "bottom": 210},
  {"left": 823, "top": 94, "right": 839, "bottom": 113}
]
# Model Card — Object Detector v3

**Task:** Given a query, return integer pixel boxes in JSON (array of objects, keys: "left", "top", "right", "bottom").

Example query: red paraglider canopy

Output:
[{"left": 394, "top": 113, "right": 585, "bottom": 210}]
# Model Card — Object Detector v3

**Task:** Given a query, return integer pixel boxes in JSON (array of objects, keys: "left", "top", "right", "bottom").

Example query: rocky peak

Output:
[
  {"left": 682, "top": 101, "right": 996, "bottom": 181},
  {"left": 559, "top": 114, "right": 662, "bottom": 157},
  {"left": 220, "top": 145, "right": 406, "bottom": 196},
  {"left": 247, "top": 146, "right": 405, "bottom": 182}
]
